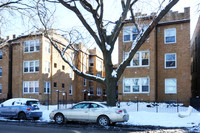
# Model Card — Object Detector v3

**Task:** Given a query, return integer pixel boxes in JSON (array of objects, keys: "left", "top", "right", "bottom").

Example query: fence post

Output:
[
  {"left": 156, "top": 102, "right": 158, "bottom": 113},
  {"left": 135, "top": 96, "right": 138, "bottom": 111}
]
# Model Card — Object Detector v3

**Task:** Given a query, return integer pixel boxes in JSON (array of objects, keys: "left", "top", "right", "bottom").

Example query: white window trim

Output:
[
  {"left": 44, "top": 41, "right": 51, "bottom": 54},
  {"left": 23, "top": 81, "right": 39, "bottom": 94},
  {"left": 44, "top": 81, "right": 51, "bottom": 94},
  {"left": 125, "top": 50, "right": 150, "bottom": 68},
  {"left": 123, "top": 26, "right": 138, "bottom": 42},
  {"left": 123, "top": 77, "right": 150, "bottom": 94},
  {"left": 165, "top": 53, "right": 177, "bottom": 69},
  {"left": 165, "top": 78, "right": 177, "bottom": 94},
  {"left": 24, "top": 39, "right": 40, "bottom": 53},
  {"left": 164, "top": 28, "right": 176, "bottom": 44},
  {"left": 23, "top": 60, "right": 39, "bottom": 73},
  {"left": 44, "top": 61, "right": 51, "bottom": 74}
]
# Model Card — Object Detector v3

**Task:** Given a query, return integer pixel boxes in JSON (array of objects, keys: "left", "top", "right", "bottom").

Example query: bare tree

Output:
[{"left": 38, "top": 0, "right": 179, "bottom": 106}]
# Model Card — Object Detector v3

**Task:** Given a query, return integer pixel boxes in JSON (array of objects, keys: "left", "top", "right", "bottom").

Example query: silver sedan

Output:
[{"left": 49, "top": 101, "right": 129, "bottom": 126}]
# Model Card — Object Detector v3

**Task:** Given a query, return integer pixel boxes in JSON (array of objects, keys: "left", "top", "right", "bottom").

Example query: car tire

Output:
[
  {"left": 97, "top": 115, "right": 110, "bottom": 126},
  {"left": 54, "top": 113, "right": 65, "bottom": 124},
  {"left": 18, "top": 112, "right": 27, "bottom": 120}
]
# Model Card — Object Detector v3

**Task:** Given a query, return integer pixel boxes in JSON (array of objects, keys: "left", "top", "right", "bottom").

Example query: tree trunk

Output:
[{"left": 106, "top": 78, "right": 117, "bottom": 106}]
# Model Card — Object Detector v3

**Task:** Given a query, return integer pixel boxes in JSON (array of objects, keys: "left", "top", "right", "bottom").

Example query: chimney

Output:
[{"left": 13, "top": 34, "right": 16, "bottom": 39}]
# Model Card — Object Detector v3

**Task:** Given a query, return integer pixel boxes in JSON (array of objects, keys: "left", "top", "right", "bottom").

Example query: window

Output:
[
  {"left": 44, "top": 82, "right": 51, "bottom": 94},
  {"left": 69, "top": 85, "right": 73, "bottom": 95},
  {"left": 165, "top": 53, "right": 176, "bottom": 69},
  {"left": 62, "top": 83, "right": 65, "bottom": 88},
  {"left": 123, "top": 77, "right": 149, "bottom": 93},
  {"left": 133, "top": 53, "right": 139, "bottom": 66},
  {"left": 84, "top": 79, "right": 87, "bottom": 86},
  {"left": 0, "top": 67, "right": 2, "bottom": 77},
  {"left": 97, "top": 88, "right": 102, "bottom": 96},
  {"left": 44, "top": 61, "right": 51, "bottom": 74},
  {"left": 142, "top": 52, "right": 149, "bottom": 65},
  {"left": 165, "top": 79, "right": 177, "bottom": 94},
  {"left": 89, "top": 87, "right": 94, "bottom": 95},
  {"left": 124, "top": 51, "right": 149, "bottom": 67},
  {"left": 123, "top": 26, "right": 138, "bottom": 42},
  {"left": 44, "top": 41, "right": 51, "bottom": 54},
  {"left": 62, "top": 65, "right": 65, "bottom": 70},
  {"left": 103, "top": 89, "right": 106, "bottom": 95},
  {"left": 0, "top": 84, "right": 2, "bottom": 94},
  {"left": 0, "top": 50, "right": 2, "bottom": 59},
  {"left": 97, "top": 74, "right": 101, "bottom": 77},
  {"left": 54, "top": 82, "right": 57, "bottom": 88},
  {"left": 123, "top": 52, "right": 130, "bottom": 66},
  {"left": 24, "top": 39, "right": 40, "bottom": 53},
  {"left": 23, "top": 60, "right": 39, "bottom": 73},
  {"left": 23, "top": 81, "right": 39, "bottom": 93},
  {"left": 54, "top": 63, "right": 57, "bottom": 68},
  {"left": 96, "top": 59, "right": 102, "bottom": 70},
  {"left": 164, "top": 28, "right": 176, "bottom": 44},
  {"left": 89, "top": 58, "right": 94, "bottom": 67}
]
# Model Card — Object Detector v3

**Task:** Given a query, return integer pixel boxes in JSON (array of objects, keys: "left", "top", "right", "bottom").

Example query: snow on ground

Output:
[{"left": 1, "top": 102, "right": 200, "bottom": 128}]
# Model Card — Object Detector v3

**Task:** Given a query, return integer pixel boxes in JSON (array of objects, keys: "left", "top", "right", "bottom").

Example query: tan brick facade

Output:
[
  {"left": 118, "top": 8, "right": 191, "bottom": 105},
  {"left": 0, "top": 31, "right": 105, "bottom": 104}
]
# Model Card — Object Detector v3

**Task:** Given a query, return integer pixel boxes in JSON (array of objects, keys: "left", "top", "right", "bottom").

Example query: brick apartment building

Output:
[
  {"left": 118, "top": 7, "right": 191, "bottom": 105},
  {"left": 0, "top": 30, "right": 105, "bottom": 104}
]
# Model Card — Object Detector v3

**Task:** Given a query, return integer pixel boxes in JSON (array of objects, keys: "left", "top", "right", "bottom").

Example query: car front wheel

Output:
[
  {"left": 97, "top": 115, "right": 110, "bottom": 126},
  {"left": 54, "top": 113, "right": 65, "bottom": 124}
]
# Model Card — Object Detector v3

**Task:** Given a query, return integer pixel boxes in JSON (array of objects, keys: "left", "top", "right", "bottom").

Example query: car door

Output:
[
  {"left": 66, "top": 103, "right": 90, "bottom": 122},
  {"left": 88, "top": 103, "right": 105, "bottom": 122}
]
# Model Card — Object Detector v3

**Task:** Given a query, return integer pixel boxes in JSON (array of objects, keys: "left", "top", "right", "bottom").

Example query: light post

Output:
[{"left": 56, "top": 90, "right": 60, "bottom": 110}]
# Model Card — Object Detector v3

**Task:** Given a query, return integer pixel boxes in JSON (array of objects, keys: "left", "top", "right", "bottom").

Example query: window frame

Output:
[
  {"left": 23, "top": 60, "right": 39, "bottom": 73},
  {"left": 124, "top": 51, "right": 150, "bottom": 68},
  {"left": 24, "top": 39, "right": 40, "bottom": 53},
  {"left": 165, "top": 53, "right": 177, "bottom": 69},
  {"left": 23, "top": 81, "right": 39, "bottom": 94},
  {"left": 44, "top": 81, "right": 51, "bottom": 94},
  {"left": 97, "top": 87, "right": 102, "bottom": 96},
  {"left": 123, "top": 77, "right": 150, "bottom": 93},
  {"left": 164, "top": 28, "right": 176, "bottom": 44},
  {"left": 123, "top": 26, "right": 138, "bottom": 42},
  {"left": 165, "top": 78, "right": 177, "bottom": 94}
]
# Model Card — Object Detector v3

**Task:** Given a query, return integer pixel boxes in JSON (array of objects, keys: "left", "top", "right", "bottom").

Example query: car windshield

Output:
[{"left": 26, "top": 101, "right": 39, "bottom": 106}]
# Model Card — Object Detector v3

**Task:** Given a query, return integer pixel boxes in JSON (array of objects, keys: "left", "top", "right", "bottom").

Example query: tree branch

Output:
[{"left": 57, "top": 0, "right": 102, "bottom": 49}]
